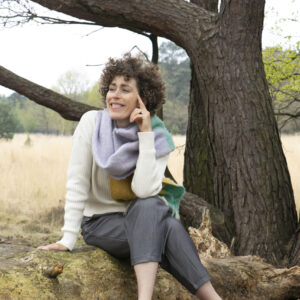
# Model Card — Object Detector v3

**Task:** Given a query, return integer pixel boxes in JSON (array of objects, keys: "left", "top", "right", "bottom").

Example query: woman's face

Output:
[{"left": 106, "top": 75, "right": 139, "bottom": 128}]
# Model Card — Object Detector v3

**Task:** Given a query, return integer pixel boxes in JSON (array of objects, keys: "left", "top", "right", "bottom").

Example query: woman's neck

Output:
[{"left": 116, "top": 118, "right": 130, "bottom": 128}]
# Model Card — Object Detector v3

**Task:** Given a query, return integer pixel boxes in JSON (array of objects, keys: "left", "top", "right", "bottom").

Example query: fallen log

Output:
[
  {"left": 0, "top": 209, "right": 299, "bottom": 299},
  {"left": 189, "top": 209, "right": 300, "bottom": 299}
]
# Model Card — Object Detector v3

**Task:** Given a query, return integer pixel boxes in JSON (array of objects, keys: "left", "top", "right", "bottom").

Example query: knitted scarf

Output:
[{"left": 92, "top": 109, "right": 185, "bottom": 218}]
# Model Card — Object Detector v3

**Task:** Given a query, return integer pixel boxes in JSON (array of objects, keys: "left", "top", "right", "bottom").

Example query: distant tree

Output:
[
  {"left": 159, "top": 41, "right": 190, "bottom": 105},
  {"left": 16, "top": 100, "right": 38, "bottom": 134},
  {"left": 7, "top": 92, "right": 27, "bottom": 109},
  {"left": 54, "top": 70, "right": 90, "bottom": 102},
  {"left": 160, "top": 43, "right": 300, "bottom": 135},
  {"left": 0, "top": 98, "right": 18, "bottom": 139},
  {"left": 51, "top": 70, "right": 92, "bottom": 134},
  {"left": 263, "top": 46, "right": 300, "bottom": 133},
  {"left": 85, "top": 83, "right": 104, "bottom": 108},
  {"left": 159, "top": 41, "right": 190, "bottom": 134},
  {"left": 163, "top": 98, "right": 188, "bottom": 135}
]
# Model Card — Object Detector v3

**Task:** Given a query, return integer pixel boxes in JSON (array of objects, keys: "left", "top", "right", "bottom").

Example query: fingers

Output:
[
  {"left": 37, "top": 244, "right": 52, "bottom": 250},
  {"left": 132, "top": 95, "right": 152, "bottom": 132},
  {"left": 131, "top": 95, "right": 148, "bottom": 123},
  {"left": 136, "top": 94, "right": 146, "bottom": 110},
  {"left": 130, "top": 108, "right": 148, "bottom": 123},
  {"left": 37, "top": 243, "right": 68, "bottom": 251}
]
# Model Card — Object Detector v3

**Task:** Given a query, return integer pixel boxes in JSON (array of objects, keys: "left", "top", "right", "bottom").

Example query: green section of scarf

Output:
[
  {"left": 151, "top": 116, "right": 185, "bottom": 218},
  {"left": 150, "top": 116, "right": 175, "bottom": 152},
  {"left": 159, "top": 178, "right": 186, "bottom": 219}
]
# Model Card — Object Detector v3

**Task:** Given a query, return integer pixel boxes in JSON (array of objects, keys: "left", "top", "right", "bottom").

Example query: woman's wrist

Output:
[{"left": 140, "top": 124, "right": 152, "bottom": 132}]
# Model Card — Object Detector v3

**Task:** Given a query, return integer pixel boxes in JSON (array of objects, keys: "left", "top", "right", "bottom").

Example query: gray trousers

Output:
[{"left": 80, "top": 196, "right": 211, "bottom": 294}]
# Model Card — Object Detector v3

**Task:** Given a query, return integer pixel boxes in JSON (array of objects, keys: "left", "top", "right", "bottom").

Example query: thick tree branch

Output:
[
  {"left": 29, "top": 0, "right": 215, "bottom": 49},
  {"left": 191, "top": 0, "right": 218, "bottom": 12},
  {"left": 1, "top": 0, "right": 155, "bottom": 38},
  {"left": 0, "top": 65, "right": 97, "bottom": 120}
]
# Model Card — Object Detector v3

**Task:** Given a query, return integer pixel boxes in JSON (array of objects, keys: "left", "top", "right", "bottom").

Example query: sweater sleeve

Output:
[
  {"left": 131, "top": 131, "right": 169, "bottom": 198},
  {"left": 57, "top": 111, "right": 95, "bottom": 251}
]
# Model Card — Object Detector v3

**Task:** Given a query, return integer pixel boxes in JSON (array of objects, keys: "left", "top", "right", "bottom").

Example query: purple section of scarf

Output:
[{"left": 92, "top": 109, "right": 171, "bottom": 180}]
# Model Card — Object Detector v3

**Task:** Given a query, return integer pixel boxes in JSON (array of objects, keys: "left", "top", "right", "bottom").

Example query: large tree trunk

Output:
[
  {"left": 1, "top": 0, "right": 298, "bottom": 264},
  {"left": 184, "top": 0, "right": 297, "bottom": 264}
]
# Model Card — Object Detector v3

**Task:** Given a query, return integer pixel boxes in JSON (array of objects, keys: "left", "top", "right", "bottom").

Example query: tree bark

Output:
[
  {"left": 191, "top": 0, "right": 218, "bottom": 12},
  {"left": 184, "top": 0, "right": 298, "bottom": 264},
  {"left": 0, "top": 0, "right": 298, "bottom": 265}
]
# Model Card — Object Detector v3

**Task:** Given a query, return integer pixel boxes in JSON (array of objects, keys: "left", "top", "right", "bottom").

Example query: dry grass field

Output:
[
  {"left": 0, "top": 133, "right": 299, "bottom": 231},
  {"left": 170, "top": 135, "right": 300, "bottom": 216},
  {"left": 0, "top": 134, "right": 71, "bottom": 219}
]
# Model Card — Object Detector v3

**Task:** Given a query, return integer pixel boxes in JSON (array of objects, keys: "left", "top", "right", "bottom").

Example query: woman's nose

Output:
[{"left": 113, "top": 90, "right": 120, "bottom": 97}]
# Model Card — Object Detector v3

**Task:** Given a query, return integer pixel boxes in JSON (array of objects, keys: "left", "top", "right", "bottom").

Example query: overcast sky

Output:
[{"left": 0, "top": 0, "right": 299, "bottom": 96}]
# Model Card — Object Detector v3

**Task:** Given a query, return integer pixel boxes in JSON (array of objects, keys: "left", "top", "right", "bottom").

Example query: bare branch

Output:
[
  {"left": 128, "top": 46, "right": 150, "bottom": 62},
  {"left": 275, "top": 112, "right": 300, "bottom": 118},
  {"left": 271, "top": 90, "right": 300, "bottom": 102},
  {"left": 0, "top": 0, "right": 96, "bottom": 27},
  {"left": 81, "top": 27, "right": 104, "bottom": 37}
]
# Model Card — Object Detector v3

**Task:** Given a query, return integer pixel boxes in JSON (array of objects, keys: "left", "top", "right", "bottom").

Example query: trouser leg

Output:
[
  {"left": 81, "top": 197, "right": 211, "bottom": 294},
  {"left": 80, "top": 196, "right": 169, "bottom": 262},
  {"left": 125, "top": 197, "right": 211, "bottom": 294},
  {"left": 124, "top": 196, "right": 170, "bottom": 266},
  {"left": 159, "top": 217, "right": 211, "bottom": 294},
  {"left": 81, "top": 212, "right": 130, "bottom": 259}
]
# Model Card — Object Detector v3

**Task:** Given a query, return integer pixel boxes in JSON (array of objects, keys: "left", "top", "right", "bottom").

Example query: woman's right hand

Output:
[{"left": 37, "top": 243, "right": 68, "bottom": 251}]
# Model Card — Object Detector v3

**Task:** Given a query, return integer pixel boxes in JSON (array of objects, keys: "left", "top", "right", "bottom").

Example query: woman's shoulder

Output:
[
  {"left": 74, "top": 110, "right": 99, "bottom": 138},
  {"left": 80, "top": 110, "right": 99, "bottom": 123}
]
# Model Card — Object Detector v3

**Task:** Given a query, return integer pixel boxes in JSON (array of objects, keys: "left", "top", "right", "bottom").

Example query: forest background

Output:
[
  {"left": 1, "top": 39, "right": 299, "bottom": 215},
  {"left": 0, "top": 40, "right": 299, "bottom": 137}
]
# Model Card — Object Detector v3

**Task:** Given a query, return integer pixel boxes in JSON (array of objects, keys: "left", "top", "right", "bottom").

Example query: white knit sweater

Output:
[{"left": 57, "top": 110, "right": 169, "bottom": 250}]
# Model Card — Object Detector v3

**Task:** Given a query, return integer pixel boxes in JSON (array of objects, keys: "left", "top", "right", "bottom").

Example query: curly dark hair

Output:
[{"left": 100, "top": 53, "right": 166, "bottom": 115}]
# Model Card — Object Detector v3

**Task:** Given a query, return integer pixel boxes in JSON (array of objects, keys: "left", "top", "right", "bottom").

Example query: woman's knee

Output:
[{"left": 165, "top": 217, "right": 184, "bottom": 234}]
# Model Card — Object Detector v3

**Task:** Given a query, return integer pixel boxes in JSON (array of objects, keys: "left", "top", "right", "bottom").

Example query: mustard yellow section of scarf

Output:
[
  {"left": 109, "top": 175, "right": 137, "bottom": 202},
  {"left": 109, "top": 176, "right": 180, "bottom": 202}
]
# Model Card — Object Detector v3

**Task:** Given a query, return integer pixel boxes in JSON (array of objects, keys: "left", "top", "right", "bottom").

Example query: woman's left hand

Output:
[
  {"left": 130, "top": 95, "right": 152, "bottom": 132},
  {"left": 37, "top": 243, "right": 68, "bottom": 251}
]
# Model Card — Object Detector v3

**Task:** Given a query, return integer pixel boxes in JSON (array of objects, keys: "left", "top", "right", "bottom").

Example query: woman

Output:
[{"left": 38, "top": 54, "right": 221, "bottom": 300}]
